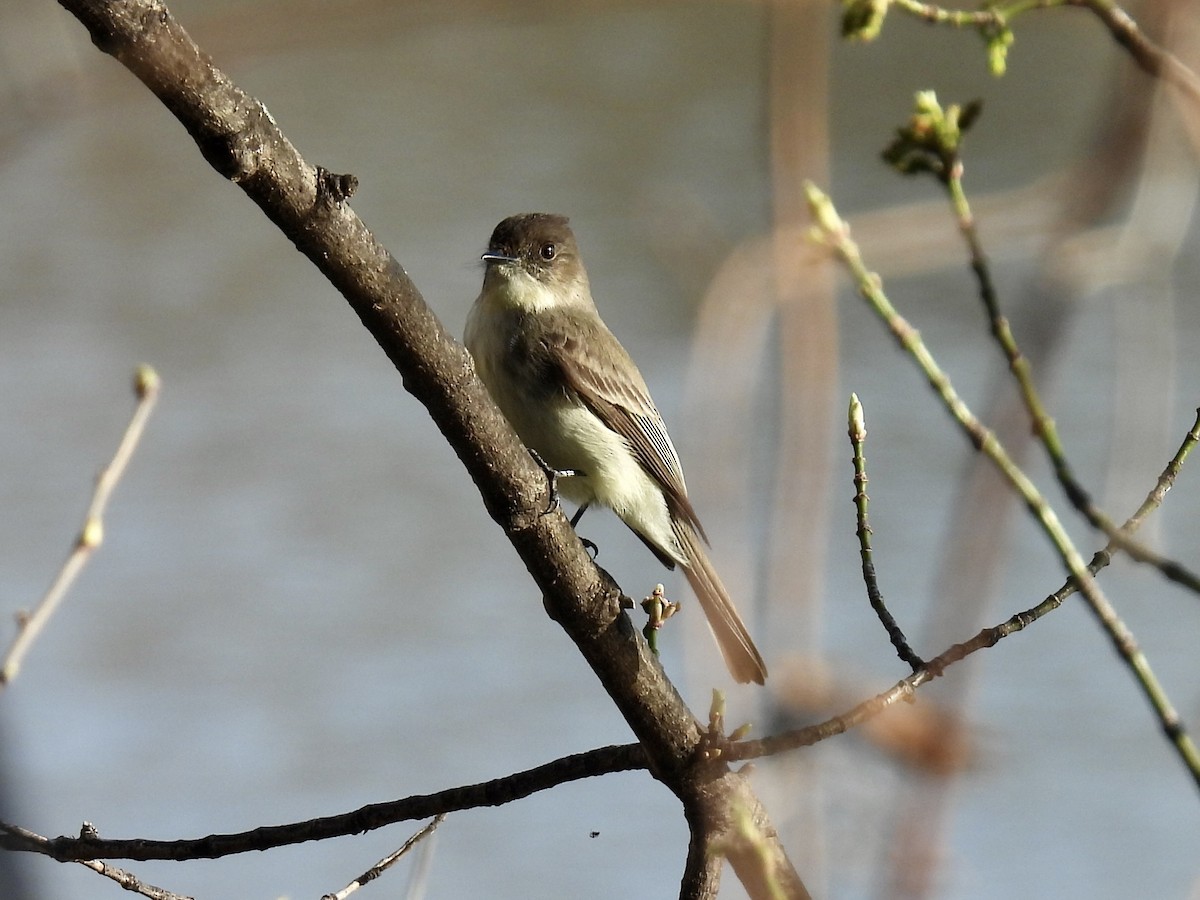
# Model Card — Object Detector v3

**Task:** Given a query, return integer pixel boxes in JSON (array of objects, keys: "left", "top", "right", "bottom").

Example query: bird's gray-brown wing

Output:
[
  {"left": 541, "top": 316, "right": 767, "bottom": 684},
  {"left": 540, "top": 317, "right": 707, "bottom": 543}
]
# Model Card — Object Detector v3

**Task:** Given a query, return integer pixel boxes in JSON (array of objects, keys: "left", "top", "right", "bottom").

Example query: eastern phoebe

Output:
[{"left": 465, "top": 213, "right": 768, "bottom": 685}]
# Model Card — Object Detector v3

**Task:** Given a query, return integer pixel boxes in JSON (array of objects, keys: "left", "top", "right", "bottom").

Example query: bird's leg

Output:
[
  {"left": 527, "top": 451, "right": 598, "bottom": 557},
  {"left": 527, "top": 449, "right": 582, "bottom": 516},
  {"left": 569, "top": 503, "right": 598, "bottom": 558}
]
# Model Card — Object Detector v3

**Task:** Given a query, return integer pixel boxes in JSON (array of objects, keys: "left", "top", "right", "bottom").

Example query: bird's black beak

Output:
[{"left": 481, "top": 251, "right": 519, "bottom": 265}]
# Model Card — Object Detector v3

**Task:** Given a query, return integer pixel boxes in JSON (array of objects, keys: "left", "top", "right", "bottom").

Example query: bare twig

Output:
[
  {"left": 0, "top": 365, "right": 160, "bottom": 689},
  {"left": 1071, "top": 0, "right": 1200, "bottom": 107},
  {"left": 0, "top": 744, "right": 646, "bottom": 862},
  {"left": 404, "top": 816, "right": 440, "bottom": 900},
  {"left": 3, "top": 823, "right": 191, "bottom": 900},
  {"left": 322, "top": 815, "right": 445, "bottom": 900},
  {"left": 77, "top": 857, "right": 193, "bottom": 900}
]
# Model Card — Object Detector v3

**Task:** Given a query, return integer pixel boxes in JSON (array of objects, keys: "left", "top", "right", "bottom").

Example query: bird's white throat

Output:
[{"left": 487, "top": 266, "right": 562, "bottom": 314}]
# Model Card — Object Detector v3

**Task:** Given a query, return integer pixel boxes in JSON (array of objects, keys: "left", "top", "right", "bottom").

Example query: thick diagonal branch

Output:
[{"left": 46, "top": 2, "right": 807, "bottom": 896}]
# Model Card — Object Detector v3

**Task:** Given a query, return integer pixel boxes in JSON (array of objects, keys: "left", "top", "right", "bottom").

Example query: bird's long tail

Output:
[{"left": 674, "top": 521, "right": 767, "bottom": 685}]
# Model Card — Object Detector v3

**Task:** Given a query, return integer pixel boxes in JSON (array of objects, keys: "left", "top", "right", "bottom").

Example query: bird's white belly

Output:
[
  {"left": 487, "top": 368, "right": 680, "bottom": 560},
  {"left": 466, "top": 298, "right": 683, "bottom": 562}
]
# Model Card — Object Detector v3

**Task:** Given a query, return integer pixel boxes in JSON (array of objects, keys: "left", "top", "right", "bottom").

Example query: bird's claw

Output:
[{"left": 528, "top": 449, "right": 582, "bottom": 516}]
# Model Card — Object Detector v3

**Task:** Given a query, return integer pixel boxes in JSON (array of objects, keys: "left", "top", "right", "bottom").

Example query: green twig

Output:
[
  {"left": 846, "top": 0, "right": 1200, "bottom": 88},
  {"left": 897, "top": 91, "right": 1200, "bottom": 595},
  {"left": 805, "top": 184, "right": 1200, "bottom": 788},
  {"left": 1089, "top": 410, "right": 1200, "bottom": 574},
  {"left": 733, "top": 409, "right": 1200, "bottom": 768},
  {"left": 848, "top": 394, "right": 924, "bottom": 671}
]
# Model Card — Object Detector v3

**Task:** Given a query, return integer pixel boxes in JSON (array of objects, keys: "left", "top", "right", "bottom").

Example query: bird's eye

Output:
[{"left": 539, "top": 242, "right": 557, "bottom": 261}]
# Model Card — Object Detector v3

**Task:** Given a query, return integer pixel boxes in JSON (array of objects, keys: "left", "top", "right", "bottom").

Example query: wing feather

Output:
[
  {"left": 537, "top": 314, "right": 767, "bottom": 683},
  {"left": 541, "top": 318, "right": 707, "bottom": 541}
]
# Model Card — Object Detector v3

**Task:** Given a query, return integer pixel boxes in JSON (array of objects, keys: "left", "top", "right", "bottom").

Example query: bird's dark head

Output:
[{"left": 481, "top": 214, "right": 588, "bottom": 307}]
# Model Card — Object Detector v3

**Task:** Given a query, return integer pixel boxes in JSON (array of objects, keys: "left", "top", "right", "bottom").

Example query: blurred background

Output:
[{"left": 1, "top": 0, "right": 1199, "bottom": 897}]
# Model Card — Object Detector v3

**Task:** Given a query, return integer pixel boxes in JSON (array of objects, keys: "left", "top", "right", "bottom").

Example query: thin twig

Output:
[
  {"left": 5, "top": 823, "right": 192, "bottom": 900},
  {"left": 735, "top": 412, "right": 1200, "bottom": 762},
  {"left": 0, "top": 365, "right": 160, "bottom": 689},
  {"left": 77, "top": 857, "right": 194, "bottom": 900},
  {"left": 1090, "top": 409, "right": 1200, "bottom": 573},
  {"left": 4, "top": 416, "right": 1196, "bottom": 869},
  {"left": 888, "top": 0, "right": 1002, "bottom": 27},
  {"left": 404, "top": 815, "right": 440, "bottom": 900},
  {"left": 847, "top": 394, "right": 924, "bottom": 670},
  {"left": 735, "top": 408, "right": 1199, "bottom": 761},
  {"left": 0, "top": 743, "right": 646, "bottom": 862},
  {"left": 938, "top": 134, "right": 1200, "bottom": 593},
  {"left": 806, "top": 184, "right": 1200, "bottom": 788},
  {"left": 322, "top": 815, "right": 445, "bottom": 900},
  {"left": 881, "top": 0, "right": 1200, "bottom": 109},
  {"left": 1071, "top": 0, "right": 1200, "bottom": 107}
]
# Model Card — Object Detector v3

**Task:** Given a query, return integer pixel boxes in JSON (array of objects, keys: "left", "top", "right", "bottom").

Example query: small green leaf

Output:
[{"left": 842, "top": 0, "right": 891, "bottom": 40}]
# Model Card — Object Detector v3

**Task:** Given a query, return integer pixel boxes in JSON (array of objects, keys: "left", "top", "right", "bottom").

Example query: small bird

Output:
[{"left": 465, "top": 213, "right": 767, "bottom": 685}]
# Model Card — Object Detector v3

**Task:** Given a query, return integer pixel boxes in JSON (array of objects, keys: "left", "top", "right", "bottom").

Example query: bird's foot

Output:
[{"left": 528, "top": 449, "right": 583, "bottom": 516}]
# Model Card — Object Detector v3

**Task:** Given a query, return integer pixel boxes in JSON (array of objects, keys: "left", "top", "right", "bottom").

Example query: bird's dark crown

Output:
[{"left": 486, "top": 213, "right": 579, "bottom": 271}]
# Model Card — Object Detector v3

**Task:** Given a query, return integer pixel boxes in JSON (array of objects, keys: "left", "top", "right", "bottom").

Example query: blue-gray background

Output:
[{"left": 1, "top": 2, "right": 1199, "bottom": 898}]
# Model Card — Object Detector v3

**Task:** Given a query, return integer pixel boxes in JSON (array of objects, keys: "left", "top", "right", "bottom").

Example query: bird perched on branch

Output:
[{"left": 466, "top": 213, "right": 767, "bottom": 685}]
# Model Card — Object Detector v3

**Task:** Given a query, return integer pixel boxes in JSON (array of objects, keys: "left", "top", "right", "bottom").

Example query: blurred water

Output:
[{"left": 1, "top": 2, "right": 1198, "bottom": 898}]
